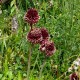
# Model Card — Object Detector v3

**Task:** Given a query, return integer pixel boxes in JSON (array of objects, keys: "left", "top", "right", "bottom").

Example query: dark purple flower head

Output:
[
  {"left": 40, "top": 28, "right": 49, "bottom": 40},
  {"left": 24, "top": 8, "right": 40, "bottom": 25},
  {"left": 39, "top": 28, "right": 50, "bottom": 44},
  {"left": 27, "top": 28, "right": 42, "bottom": 44},
  {"left": 39, "top": 39, "right": 48, "bottom": 52},
  {"left": 45, "top": 40, "right": 56, "bottom": 56},
  {"left": 70, "top": 73, "right": 79, "bottom": 80},
  {"left": 40, "top": 40, "right": 56, "bottom": 56}
]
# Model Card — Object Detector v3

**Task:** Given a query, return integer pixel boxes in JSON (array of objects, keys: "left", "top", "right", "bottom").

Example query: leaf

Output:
[
  {"left": 11, "top": 6, "right": 16, "bottom": 14},
  {"left": 0, "top": 74, "right": 3, "bottom": 79},
  {"left": 18, "top": 71, "right": 22, "bottom": 80},
  {"left": 11, "top": 0, "right": 15, "bottom": 7}
]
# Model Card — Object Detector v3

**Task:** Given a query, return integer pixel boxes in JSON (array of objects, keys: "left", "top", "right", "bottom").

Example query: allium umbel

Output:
[
  {"left": 40, "top": 40, "right": 56, "bottom": 56},
  {"left": 24, "top": 8, "right": 40, "bottom": 27},
  {"left": 25, "top": 8, "right": 56, "bottom": 57},
  {"left": 27, "top": 28, "right": 42, "bottom": 44},
  {"left": 40, "top": 28, "right": 49, "bottom": 40},
  {"left": 39, "top": 40, "right": 47, "bottom": 52},
  {"left": 70, "top": 73, "right": 79, "bottom": 80}
]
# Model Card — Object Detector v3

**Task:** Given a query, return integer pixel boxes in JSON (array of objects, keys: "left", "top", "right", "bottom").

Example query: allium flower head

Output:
[
  {"left": 39, "top": 39, "right": 48, "bottom": 52},
  {"left": 40, "top": 28, "right": 49, "bottom": 40},
  {"left": 40, "top": 40, "right": 56, "bottom": 56},
  {"left": 70, "top": 73, "right": 79, "bottom": 80},
  {"left": 27, "top": 28, "right": 42, "bottom": 44},
  {"left": 24, "top": 8, "right": 40, "bottom": 25},
  {"left": 45, "top": 40, "right": 55, "bottom": 56}
]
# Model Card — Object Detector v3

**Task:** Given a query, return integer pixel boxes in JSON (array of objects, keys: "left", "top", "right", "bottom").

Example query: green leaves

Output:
[
  {"left": 10, "top": 0, "right": 17, "bottom": 15},
  {"left": 10, "top": 0, "right": 15, "bottom": 7},
  {"left": 18, "top": 71, "right": 22, "bottom": 80},
  {"left": 0, "top": 0, "right": 80, "bottom": 80}
]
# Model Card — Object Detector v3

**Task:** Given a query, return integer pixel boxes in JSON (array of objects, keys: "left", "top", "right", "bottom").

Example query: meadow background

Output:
[{"left": 0, "top": 0, "right": 80, "bottom": 80}]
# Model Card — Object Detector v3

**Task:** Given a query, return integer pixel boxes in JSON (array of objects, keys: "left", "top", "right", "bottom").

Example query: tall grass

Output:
[{"left": 0, "top": 0, "right": 80, "bottom": 80}]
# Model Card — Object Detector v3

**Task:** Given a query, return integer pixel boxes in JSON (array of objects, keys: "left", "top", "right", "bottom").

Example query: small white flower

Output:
[
  {"left": 73, "top": 61, "right": 79, "bottom": 66},
  {"left": 49, "top": 0, "right": 53, "bottom": 6},
  {"left": 68, "top": 67, "right": 72, "bottom": 72},
  {"left": 73, "top": 66, "right": 78, "bottom": 70}
]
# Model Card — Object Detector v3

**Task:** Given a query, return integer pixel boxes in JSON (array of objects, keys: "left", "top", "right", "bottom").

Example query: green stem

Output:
[
  {"left": 39, "top": 57, "right": 47, "bottom": 80},
  {"left": 31, "top": 52, "right": 39, "bottom": 75},
  {"left": 30, "top": 23, "right": 33, "bottom": 30},
  {"left": 27, "top": 43, "right": 32, "bottom": 80},
  {"left": 56, "top": 71, "right": 67, "bottom": 80}
]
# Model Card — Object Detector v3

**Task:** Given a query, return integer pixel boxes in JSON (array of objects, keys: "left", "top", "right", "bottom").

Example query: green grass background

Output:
[{"left": 0, "top": 0, "right": 80, "bottom": 80}]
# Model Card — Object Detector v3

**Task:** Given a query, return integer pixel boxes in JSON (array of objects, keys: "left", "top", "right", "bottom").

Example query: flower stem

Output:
[
  {"left": 39, "top": 57, "right": 47, "bottom": 80},
  {"left": 30, "top": 23, "right": 33, "bottom": 30},
  {"left": 27, "top": 43, "right": 32, "bottom": 80},
  {"left": 31, "top": 52, "right": 39, "bottom": 75}
]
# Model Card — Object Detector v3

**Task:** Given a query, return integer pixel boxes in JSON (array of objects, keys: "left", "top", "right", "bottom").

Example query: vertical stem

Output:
[
  {"left": 27, "top": 43, "right": 32, "bottom": 80},
  {"left": 27, "top": 22, "right": 33, "bottom": 80},
  {"left": 31, "top": 52, "right": 39, "bottom": 75},
  {"left": 39, "top": 57, "right": 47, "bottom": 80},
  {"left": 30, "top": 23, "right": 33, "bottom": 30}
]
